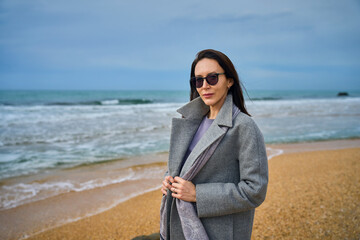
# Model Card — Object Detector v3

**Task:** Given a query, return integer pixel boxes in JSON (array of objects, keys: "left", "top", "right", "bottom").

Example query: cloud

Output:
[{"left": 1, "top": 0, "right": 359, "bottom": 89}]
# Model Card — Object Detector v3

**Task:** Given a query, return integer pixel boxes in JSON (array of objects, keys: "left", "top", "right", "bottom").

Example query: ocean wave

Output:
[
  {"left": 0, "top": 164, "right": 165, "bottom": 210},
  {"left": 250, "top": 97, "right": 282, "bottom": 101},
  {"left": 45, "top": 98, "right": 154, "bottom": 106},
  {"left": 266, "top": 147, "right": 284, "bottom": 160},
  {"left": 0, "top": 170, "right": 135, "bottom": 210}
]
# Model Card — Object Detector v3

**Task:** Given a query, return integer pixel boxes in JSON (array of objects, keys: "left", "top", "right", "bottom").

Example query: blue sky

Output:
[{"left": 0, "top": 0, "right": 359, "bottom": 90}]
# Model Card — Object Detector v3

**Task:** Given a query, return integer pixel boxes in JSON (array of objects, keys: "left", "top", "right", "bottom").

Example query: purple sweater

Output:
[{"left": 179, "top": 116, "right": 214, "bottom": 171}]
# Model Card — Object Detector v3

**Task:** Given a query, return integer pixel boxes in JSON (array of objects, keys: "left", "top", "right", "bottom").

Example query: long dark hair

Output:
[{"left": 190, "top": 49, "right": 251, "bottom": 116}]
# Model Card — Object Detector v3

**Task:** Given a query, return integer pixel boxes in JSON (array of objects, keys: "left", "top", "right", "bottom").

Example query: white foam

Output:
[
  {"left": 1, "top": 96, "right": 359, "bottom": 183},
  {"left": 0, "top": 170, "right": 137, "bottom": 210},
  {"left": 266, "top": 147, "right": 284, "bottom": 160},
  {"left": 101, "top": 99, "right": 119, "bottom": 105},
  {"left": 248, "top": 97, "right": 360, "bottom": 118},
  {"left": 0, "top": 165, "right": 166, "bottom": 210},
  {"left": 139, "top": 125, "right": 158, "bottom": 132}
]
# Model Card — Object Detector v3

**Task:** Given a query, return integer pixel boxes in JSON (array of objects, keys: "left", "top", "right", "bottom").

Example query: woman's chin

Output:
[{"left": 201, "top": 98, "right": 215, "bottom": 106}]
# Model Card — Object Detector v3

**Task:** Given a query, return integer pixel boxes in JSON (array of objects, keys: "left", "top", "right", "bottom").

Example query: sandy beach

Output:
[{"left": 2, "top": 139, "right": 359, "bottom": 240}]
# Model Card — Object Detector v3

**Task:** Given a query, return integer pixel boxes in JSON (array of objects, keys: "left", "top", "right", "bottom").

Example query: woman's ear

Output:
[{"left": 227, "top": 78, "right": 234, "bottom": 89}]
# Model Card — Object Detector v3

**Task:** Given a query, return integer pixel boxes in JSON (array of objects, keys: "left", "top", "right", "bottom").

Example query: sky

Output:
[{"left": 0, "top": 0, "right": 359, "bottom": 91}]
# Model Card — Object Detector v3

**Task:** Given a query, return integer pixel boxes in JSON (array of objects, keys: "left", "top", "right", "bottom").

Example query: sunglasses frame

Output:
[{"left": 190, "top": 73, "right": 225, "bottom": 88}]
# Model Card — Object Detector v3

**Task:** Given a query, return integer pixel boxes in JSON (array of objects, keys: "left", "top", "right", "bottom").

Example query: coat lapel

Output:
[
  {"left": 179, "top": 123, "right": 226, "bottom": 176},
  {"left": 168, "top": 117, "right": 200, "bottom": 176},
  {"left": 168, "top": 96, "right": 209, "bottom": 176},
  {"left": 173, "top": 94, "right": 235, "bottom": 177}
]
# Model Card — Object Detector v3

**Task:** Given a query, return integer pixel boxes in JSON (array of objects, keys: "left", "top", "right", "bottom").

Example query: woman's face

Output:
[{"left": 194, "top": 58, "right": 233, "bottom": 110}]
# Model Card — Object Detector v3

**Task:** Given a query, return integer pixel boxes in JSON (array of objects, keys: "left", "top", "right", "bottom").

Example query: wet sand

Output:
[
  {"left": 3, "top": 139, "right": 360, "bottom": 239},
  {"left": 0, "top": 155, "right": 168, "bottom": 240}
]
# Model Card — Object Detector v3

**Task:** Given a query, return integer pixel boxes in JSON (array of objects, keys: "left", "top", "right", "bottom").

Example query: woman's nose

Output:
[{"left": 202, "top": 79, "right": 210, "bottom": 88}]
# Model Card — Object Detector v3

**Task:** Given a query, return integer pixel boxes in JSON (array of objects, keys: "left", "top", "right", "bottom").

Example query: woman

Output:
[{"left": 160, "top": 49, "right": 268, "bottom": 240}]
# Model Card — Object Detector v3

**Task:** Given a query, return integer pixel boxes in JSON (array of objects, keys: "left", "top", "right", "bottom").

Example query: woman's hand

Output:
[
  {"left": 161, "top": 175, "right": 174, "bottom": 195},
  {"left": 170, "top": 176, "right": 196, "bottom": 202}
]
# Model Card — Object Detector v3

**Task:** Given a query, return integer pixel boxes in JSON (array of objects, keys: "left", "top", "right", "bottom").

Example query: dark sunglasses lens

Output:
[
  {"left": 206, "top": 74, "right": 218, "bottom": 85},
  {"left": 195, "top": 77, "right": 204, "bottom": 88},
  {"left": 192, "top": 74, "right": 220, "bottom": 88},
  {"left": 190, "top": 78, "right": 198, "bottom": 88}
]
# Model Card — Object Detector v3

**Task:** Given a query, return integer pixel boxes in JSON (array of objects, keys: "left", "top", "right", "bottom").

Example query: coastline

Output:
[
  {"left": 267, "top": 138, "right": 360, "bottom": 154},
  {"left": 0, "top": 139, "right": 359, "bottom": 239},
  {"left": 0, "top": 153, "right": 168, "bottom": 240}
]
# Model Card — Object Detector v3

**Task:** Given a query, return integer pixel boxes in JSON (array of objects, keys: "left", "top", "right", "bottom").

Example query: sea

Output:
[{"left": 0, "top": 89, "right": 359, "bottom": 221}]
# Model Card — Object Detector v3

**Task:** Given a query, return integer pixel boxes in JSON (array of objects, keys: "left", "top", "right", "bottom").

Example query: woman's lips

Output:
[{"left": 203, "top": 93, "right": 214, "bottom": 98}]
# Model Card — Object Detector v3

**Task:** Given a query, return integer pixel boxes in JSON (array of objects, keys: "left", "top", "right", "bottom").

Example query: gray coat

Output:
[{"left": 164, "top": 94, "right": 268, "bottom": 240}]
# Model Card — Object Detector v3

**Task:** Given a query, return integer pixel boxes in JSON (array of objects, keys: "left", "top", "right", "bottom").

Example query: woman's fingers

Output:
[
  {"left": 171, "top": 192, "right": 181, "bottom": 198},
  {"left": 161, "top": 175, "right": 175, "bottom": 195},
  {"left": 163, "top": 176, "right": 174, "bottom": 189},
  {"left": 165, "top": 176, "right": 175, "bottom": 183},
  {"left": 174, "top": 176, "right": 185, "bottom": 183},
  {"left": 161, "top": 187, "right": 167, "bottom": 195},
  {"left": 161, "top": 180, "right": 167, "bottom": 195},
  {"left": 170, "top": 177, "right": 196, "bottom": 202},
  {"left": 170, "top": 186, "right": 179, "bottom": 194},
  {"left": 170, "top": 182, "right": 180, "bottom": 189},
  {"left": 162, "top": 180, "right": 169, "bottom": 189},
  {"left": 162, "top": 175, "right": 175, "bottom": 195},
  {"left": 162, "top": 175, "right": 196, "bottom": 200},
  {"left": 171, "top": 177, "right": 185, "bottom": 191}
]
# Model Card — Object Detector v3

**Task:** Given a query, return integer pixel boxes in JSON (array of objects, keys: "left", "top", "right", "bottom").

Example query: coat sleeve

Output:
[{"left": 195, "top": 118, "right": 269, "bottom": 218}]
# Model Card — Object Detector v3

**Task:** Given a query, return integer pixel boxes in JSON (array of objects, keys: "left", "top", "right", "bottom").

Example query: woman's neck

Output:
[
  {"left": 207, "top": 107, "right": 219, "bottom": 119},
  {"left": 207, "top": 94, "right": 228, "bottom": 119}
]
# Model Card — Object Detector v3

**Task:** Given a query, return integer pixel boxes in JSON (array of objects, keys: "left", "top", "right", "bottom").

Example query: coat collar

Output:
[
  {"left": 168, "top": 93, "right": 236, "bottom": 177},
  {"left": 177, "top": 93, "right": 234, "bottom": 128}
]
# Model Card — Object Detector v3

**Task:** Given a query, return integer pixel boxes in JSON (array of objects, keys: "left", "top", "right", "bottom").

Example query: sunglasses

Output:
[{"left": 190, "top": 73, "right": 225, "bottom": 88}]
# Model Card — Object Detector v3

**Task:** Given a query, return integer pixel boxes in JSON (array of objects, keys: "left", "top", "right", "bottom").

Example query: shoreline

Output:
[
  {"left": 267, "top": 137, "right": 360, "bottom": 154},
  {"left": 0, "top": 159, "right": 168, "bottom": 240},
  {"left": 26, "top": 145, "right": 360, "bottom": 240},
  {"left": 0, "top": 139, "right": 359, "bottom": 240}
]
